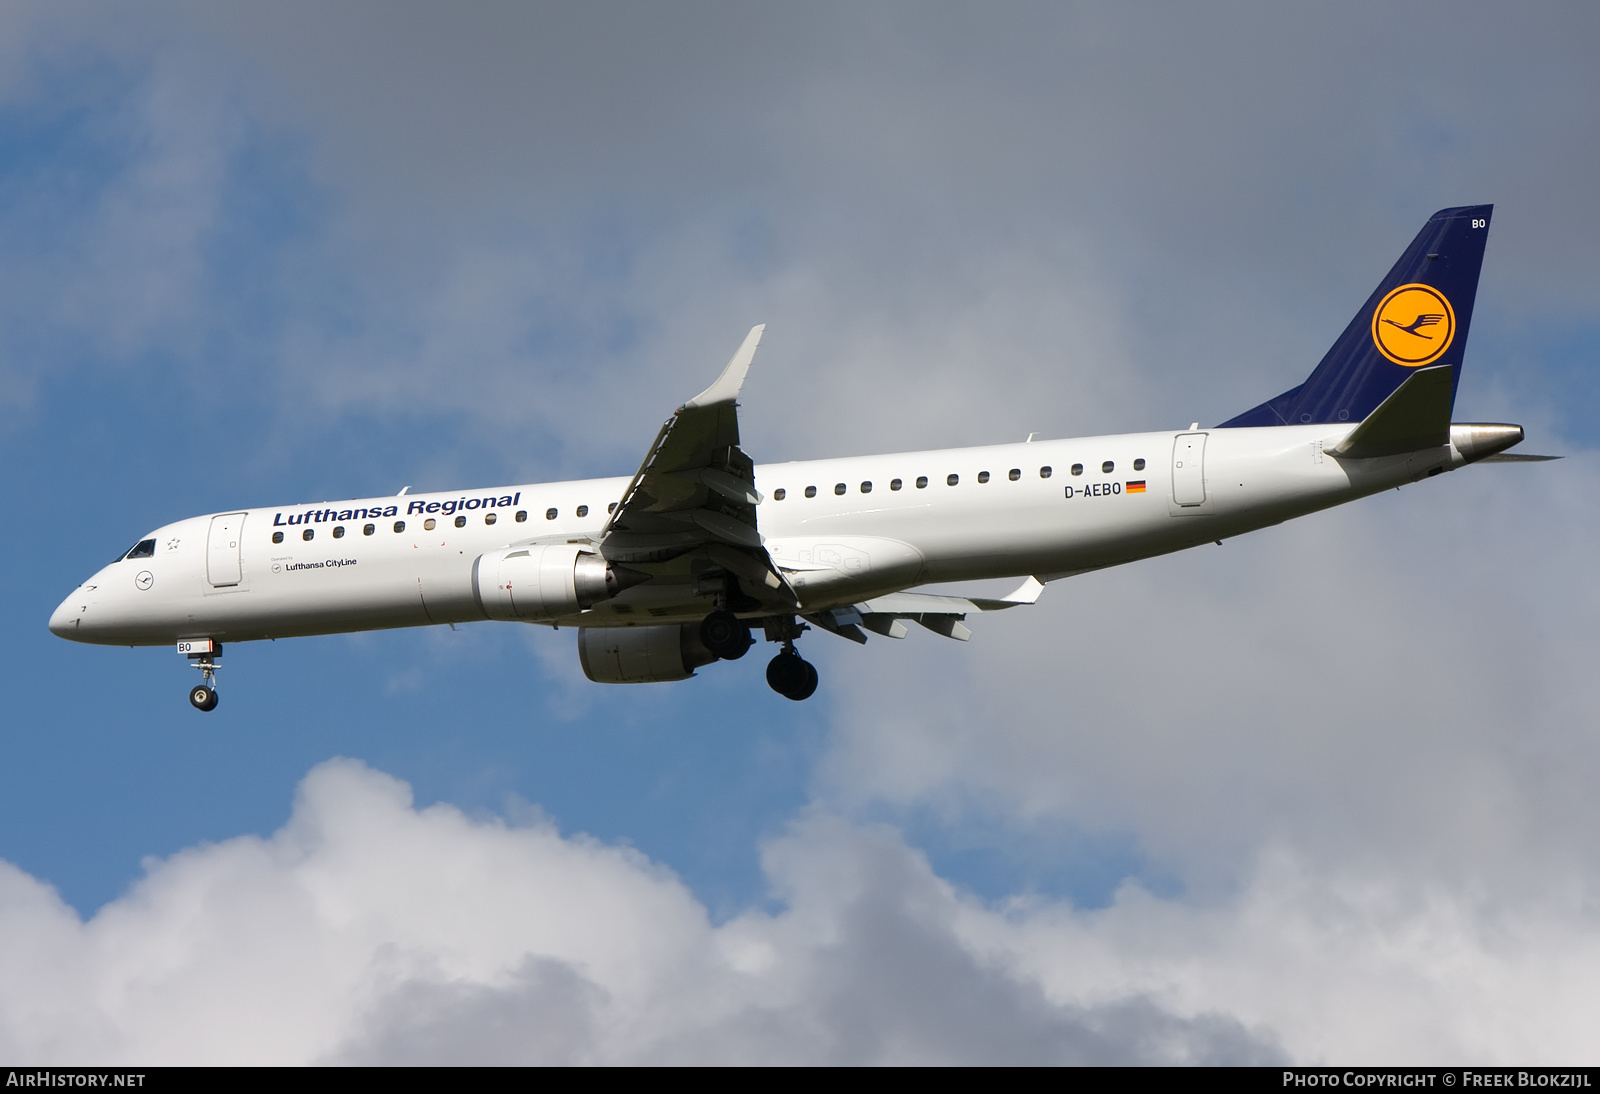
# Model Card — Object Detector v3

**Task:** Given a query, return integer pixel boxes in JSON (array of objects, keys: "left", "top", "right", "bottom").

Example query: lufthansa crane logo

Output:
[{"left": 1371, "top": 283, "right": 1455, "bottom": 366}]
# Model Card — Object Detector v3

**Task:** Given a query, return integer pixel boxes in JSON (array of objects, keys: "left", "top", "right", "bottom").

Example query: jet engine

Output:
[
  {"left": 577, "top": 624, "right": 718, "bottom": 683},
  {"left": 473, "top": 545, "right": 647, "bottom": 621}
]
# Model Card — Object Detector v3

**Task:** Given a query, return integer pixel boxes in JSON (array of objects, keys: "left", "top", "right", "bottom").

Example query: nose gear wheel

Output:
[{"left": 186, "top": 644, "right": 221, "bottom": 712}]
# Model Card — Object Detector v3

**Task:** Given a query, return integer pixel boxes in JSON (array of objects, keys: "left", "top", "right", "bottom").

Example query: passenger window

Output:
[
  {"left": 1071, "top": 464, "right": 1083, "bottom": 476},
  {"left": 272, "top": 531, "right": 284, "bottom": 544},
  {"left": 485, "top": 512, "right": 498, "bottom": 525},
  {"left": 1102, "top": 461, "right": 1114, "bottom": 473},
  {"left": 454, "top": 515, "right": 466, "bottom": 528},
  {"left": 805, "top": 486, "right": 817, "bottom": 498},
  {"left": 546, "top": 508, "right": 558, "bottom": 520},
  {"left": 423, "top": 519, "right": 436, "bottom": 531},
  {"left": 860, "top": 481, "right": 872, "bottom": 493},
  {"left": 516, "top": 510, "right": 528, "bottom": 522},
  {"left": 333, "top": 526, "right": 345, "bottom": 539},
  {"left": 773, "top": 489, "right": 786, "bottom": 501},
  {"left": 393, "top": 521, "right": 405, "bottom": 533},
  {"left": 947, "top": 474, "right": 959, "bottom": 486},
  {"left": 835, "top": 483, "right": 846, "bottom": 495},
  {"left": 303, "top": 528, "right": 314, "bottom": 541},
  {"left": 575, "top": 505, "right": 588, "bottom": 517},
  {"left": 607, "top": 502, "right": 618, "bottom": 514},
  {"left": 363, "top": 524, "right": 375, "bottom": 536},
  {"left": 977, "top": 471, "right": 990, "bottom": 483},
  {"left": 916, "top": 476, "right": 928, "bottom": 488},
  {"left": 1133, "top": 458, "right": 1146, "bottom": 471},
  {"left": 890, "top": 479, "right": 902, "bottom": 491},
  {"left": 124, "top": 539, "right": 156, "bottom": 560},
  {"left": 1040, "top": 466, "right": 1052, "bottom": 478},
  {"left": 1008, "top": 468, "right": 1021, "bottom": 481}
]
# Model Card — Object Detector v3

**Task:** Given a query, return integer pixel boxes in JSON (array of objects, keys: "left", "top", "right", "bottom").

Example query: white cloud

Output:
[{"left": 2, "top": 760, "right": 1597, "bottom": 1064}]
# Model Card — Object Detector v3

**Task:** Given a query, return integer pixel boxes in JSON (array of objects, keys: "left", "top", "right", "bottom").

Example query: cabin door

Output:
[
  {"left": 1171, "top": 434, "right": 1208, "bottom": 507},
  {"left": 207, "top": 513, "right": 246, "bottom": 587}
]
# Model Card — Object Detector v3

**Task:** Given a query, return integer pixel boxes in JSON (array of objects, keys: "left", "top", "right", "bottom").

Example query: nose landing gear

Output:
[{"left": 183, "top": 641, "right": 221, "bottom": 712}]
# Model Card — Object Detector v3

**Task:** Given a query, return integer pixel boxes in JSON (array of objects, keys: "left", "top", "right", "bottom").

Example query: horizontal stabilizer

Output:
[
  {"left": 1478, "top": 452, "right": 1561, "bottom": 463},
  {"left": 1330, "top": 365, "right": 1453, "bottom": 459}
]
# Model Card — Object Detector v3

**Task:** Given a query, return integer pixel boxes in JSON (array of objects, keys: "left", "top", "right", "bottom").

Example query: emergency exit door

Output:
[{"left": 207, "top": 513, "right": 246, "bottom": 587}]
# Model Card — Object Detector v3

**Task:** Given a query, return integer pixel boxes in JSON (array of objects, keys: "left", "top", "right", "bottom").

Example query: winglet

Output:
[
  {"left": 967, "top": 575, "right": 1045, "bottom": 611},
  {"left": 683, "top": 324, "right": 764, "bottom": 410},
  {"left": 1001, "top": 575, "right": 1045, "bottom": 604}
]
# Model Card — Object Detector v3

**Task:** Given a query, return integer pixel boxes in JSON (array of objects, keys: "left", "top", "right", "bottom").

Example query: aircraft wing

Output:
[
  {"left": 804, "top": 577, "right": 1046, "bottom": 644},
  {"left": 600, "top": 326, "right": 787, "bottom": 595}
]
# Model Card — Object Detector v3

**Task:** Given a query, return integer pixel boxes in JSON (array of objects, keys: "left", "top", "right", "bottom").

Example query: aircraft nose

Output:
[{"left": 49, "top": 590, "right": 85, "bottom": 639}]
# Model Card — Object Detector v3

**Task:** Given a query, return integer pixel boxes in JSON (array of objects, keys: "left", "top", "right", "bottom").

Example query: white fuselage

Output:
[{"left": 48, "top": 424, "right": 1462, "bottom": 647}]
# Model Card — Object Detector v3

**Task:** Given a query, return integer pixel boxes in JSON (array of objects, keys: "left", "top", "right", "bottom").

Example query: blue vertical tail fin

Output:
[{"left": 1218, "top": 205, "right": 1492, "bottom": 428}]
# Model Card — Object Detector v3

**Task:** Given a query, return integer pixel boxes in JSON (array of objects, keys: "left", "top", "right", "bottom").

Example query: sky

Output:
[{"left": 1, "top": 1, "right": 1598, "bottom": 1065}]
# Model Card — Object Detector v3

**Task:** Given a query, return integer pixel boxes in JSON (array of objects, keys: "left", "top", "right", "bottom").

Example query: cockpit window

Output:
[{"left": 121, "top": 539, "right": 156, "bottom": 561}]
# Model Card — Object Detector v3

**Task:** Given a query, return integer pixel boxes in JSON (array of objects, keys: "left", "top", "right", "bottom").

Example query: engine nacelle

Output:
[
  {"left": 577, "top": 625, "right": 718, "bottom": 683},
  {"left": 473, "top": 545, "right": 642, "bottom": 621}
]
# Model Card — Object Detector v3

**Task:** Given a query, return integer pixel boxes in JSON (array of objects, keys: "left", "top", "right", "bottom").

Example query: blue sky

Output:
[{"left": 2, "top": 2, "right": 1599, "bottom": 1064}]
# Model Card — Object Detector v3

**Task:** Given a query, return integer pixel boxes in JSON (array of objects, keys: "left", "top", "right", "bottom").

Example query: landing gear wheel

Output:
[
  {"left": 189, "top": 684, "right": 218, "bottom": 712},
  {"left": 766, "top": 651, "right": 818, "bottom": 701},
  {"left": 700, "top": 610, "right": 753, "bottom": 661}
]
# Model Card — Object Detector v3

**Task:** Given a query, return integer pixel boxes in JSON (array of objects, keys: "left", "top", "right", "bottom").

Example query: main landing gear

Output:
[
  {"left": 185, "top": 642, "right": 221, "bottom": 712},
  {"left": 698, "top": 610, "right": 819, "bottom": 700},
  {"left": 766, "top": 647, "right": 818, "bottom": 701},
  {"left": 700, "top": 609, "right": 754, "bottom": 660},
  {"left": 761, "top": 616, "right": 817, "bottom": 701}
]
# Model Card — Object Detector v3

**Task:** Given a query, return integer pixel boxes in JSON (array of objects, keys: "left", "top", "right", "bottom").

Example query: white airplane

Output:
[{"left": 50, "top": 205, "right": 1550, "bottom": 708}]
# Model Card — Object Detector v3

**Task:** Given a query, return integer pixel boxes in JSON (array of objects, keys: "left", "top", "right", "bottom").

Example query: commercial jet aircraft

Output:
[{"left": 50, "top": 205, "right": 1551, "bottom": 709}]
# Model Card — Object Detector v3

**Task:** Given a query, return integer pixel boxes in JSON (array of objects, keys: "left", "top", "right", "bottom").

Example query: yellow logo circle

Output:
[{"left": 1371, "top": 283, "right": 1455, "bottom": 366}]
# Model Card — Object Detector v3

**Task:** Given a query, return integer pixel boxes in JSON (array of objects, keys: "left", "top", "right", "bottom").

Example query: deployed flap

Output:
[
  {"left": 858, "top": 577, "right": 1044, "bottom": 616},
  {"left": 602, "top": 327, "right": 782, "bottom": 581},
  {"left": 859, "top": 591, "right": 984, "bottom": 615},
  {"left": 804, "top": 609, "right": 869, "bottom": 644},
  {"left": 1329, "top": 364, "right": 1453, "bottom": 459},
  {"left": 845, "top": 578, "right": 1042, "bottom": 643},
  {"left": 919, "top": 616, "right": 972, "bottom": 641}
]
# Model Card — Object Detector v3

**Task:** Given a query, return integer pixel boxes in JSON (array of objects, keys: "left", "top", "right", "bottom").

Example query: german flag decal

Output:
[{"left": 1126, "top": 481, "right": 1146, "bottom": 493}]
